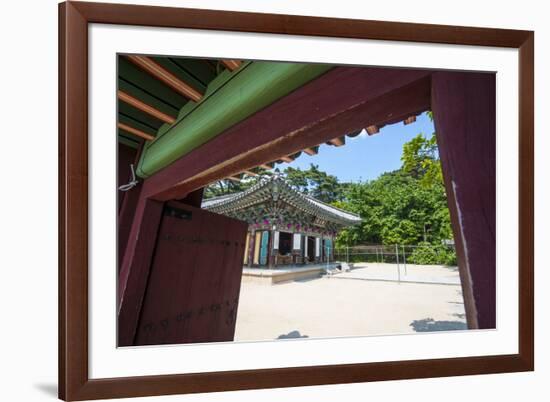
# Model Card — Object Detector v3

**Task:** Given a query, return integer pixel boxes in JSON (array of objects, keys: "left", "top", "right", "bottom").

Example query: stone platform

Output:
[{"left": 242, "top": 263, "right": 338, "bottom": 285}]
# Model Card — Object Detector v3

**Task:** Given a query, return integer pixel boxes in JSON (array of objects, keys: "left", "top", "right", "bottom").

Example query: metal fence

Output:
[{"left": 334, "top": 244, "right": 457, "bottom": 267}]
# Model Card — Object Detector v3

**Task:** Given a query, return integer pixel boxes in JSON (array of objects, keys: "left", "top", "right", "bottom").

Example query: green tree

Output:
[
  {"left": 334, "top": 126, "right": 454, "bottom": 258},
  {"left": 284, "top": 164, "right": 342, "bottom": 203},
  {"left": 204, "top": 171, "right": 271, "bottom": 199},
  {"left": 401, "top": 133, "right": 443, "bottom": 188}
]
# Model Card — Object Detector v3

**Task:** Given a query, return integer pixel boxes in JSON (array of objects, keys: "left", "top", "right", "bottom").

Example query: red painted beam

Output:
[
  {"left": 144, "top": 66, "right": 432, "bottom": 201},
  {"left": 432, "top": 71, "right": 496, "bottom": 329}
]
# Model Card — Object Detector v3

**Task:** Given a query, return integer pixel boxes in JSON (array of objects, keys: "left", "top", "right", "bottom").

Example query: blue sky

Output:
[{"left": 277, "top": 112, "right": 435, "bottom": 183}]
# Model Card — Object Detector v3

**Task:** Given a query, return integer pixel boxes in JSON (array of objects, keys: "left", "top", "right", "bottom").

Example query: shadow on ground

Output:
[
  {"left": 277, "top": 330, "right": 309, "bottom": 339},
  {"left": 410, "top": 318, "right": 467, "bottom": 332},
  {"left": 446, "top": 266, "right": 459, "bottom": 272}
]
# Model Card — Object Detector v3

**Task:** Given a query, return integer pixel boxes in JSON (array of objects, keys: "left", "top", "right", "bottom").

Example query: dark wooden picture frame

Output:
[{"left": 59, "top": 1, "right": 534, "bottom": 400}]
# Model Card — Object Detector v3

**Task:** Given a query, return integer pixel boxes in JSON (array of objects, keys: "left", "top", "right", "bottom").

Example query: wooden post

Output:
[
  {"left": 247, "top": 230, "right": 255, "bottom": 268},
  {"left": 118, "top": 142, "right": 144, "bottom": 271},
  {"left": 118, "top": 183, "right": 143, "bottom": 272},
  {"left": 117, "top": 143, "right": 139, "bottom": 212},
  {"left": 431, "top": 72, "right": 496, "bottom": 330}
]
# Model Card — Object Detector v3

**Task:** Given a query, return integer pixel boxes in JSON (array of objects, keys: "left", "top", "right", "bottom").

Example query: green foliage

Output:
[
  {"left": 204, "top": 164, "right": 343, "bottom": 202},
  {"left": 284, "top": 164, "right": 342, "bottom": 203},
  {"left": 204, "top": 171, "right": 271, "bottom": 199},
  {"left": 401, "top": 133, "right": 443, "bottom": 188},
  {"left": 408, "top": 242, "right": 457, "bottom": 266},
  {"left": 334, "top": 131, "right": 454, "bottom": 258}
]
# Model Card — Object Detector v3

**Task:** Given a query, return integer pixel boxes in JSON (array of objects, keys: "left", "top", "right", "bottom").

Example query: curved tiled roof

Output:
[{"left": 202, "top": 175, "right": 361, "bottom": 226}]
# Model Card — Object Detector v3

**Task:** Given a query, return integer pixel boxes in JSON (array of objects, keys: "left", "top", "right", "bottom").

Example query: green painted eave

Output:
[{"left": 136, "top": 61, "right": 333, "bottom": 178}]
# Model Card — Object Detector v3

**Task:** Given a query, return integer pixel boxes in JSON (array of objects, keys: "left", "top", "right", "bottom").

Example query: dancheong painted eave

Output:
[
  {"left": 202, "top": 175, "right": 362, "bottom": 228},
  {"left": 135, "top": 61, "right": 333, "bottom": 178}
]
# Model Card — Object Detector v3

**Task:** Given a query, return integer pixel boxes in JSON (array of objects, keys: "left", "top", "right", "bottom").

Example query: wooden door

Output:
[{"left": 133, "top": 201, "right": 248, "bottom": 346}]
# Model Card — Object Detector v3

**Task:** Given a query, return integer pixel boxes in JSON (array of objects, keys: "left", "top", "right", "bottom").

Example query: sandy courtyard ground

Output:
[{"left": 234, "top": 263, "right": 466, "bottom": 341}]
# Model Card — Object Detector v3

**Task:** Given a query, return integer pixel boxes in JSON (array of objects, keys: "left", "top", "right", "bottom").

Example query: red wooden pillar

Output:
[
  {"left": 118, "top": 142, "right": 144, "bottom": 270},
  {"left": 118, "top": 195, "right": 165, "bottom": 345},
  {"left": 117, "top": 144, "right": 136, "bottom": 211},
  {"left": 431, "top": 71, "right": 496, "bottom": 329}
]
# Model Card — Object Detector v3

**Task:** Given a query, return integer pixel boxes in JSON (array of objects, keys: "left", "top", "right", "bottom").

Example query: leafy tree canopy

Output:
[{"left": 284, "top": 164, "right": 342, "bottom": 203}]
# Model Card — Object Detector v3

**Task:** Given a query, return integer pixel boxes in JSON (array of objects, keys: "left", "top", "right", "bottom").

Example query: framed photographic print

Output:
[{"left": 59, "top": 1, "right": 534, "bottom": 400}]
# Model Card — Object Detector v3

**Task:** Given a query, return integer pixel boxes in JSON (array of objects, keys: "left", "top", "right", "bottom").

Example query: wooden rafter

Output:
[
  {"left": 366, "top": 125, "right": 380, "bottom": 135},
  {"left": 126, "top": 55, "right": 203, "bottom": 103},
  {"left": 258, "top": 163, "right": 273, "bottom": 170},
  {"left": 118, "top": 90, "right": 176, "bottom": 124},
  {"left": 303, "top": 147, "right": 318, "bottom": 155},
  {"left": 118, "top": 122, "right": 155, "bottom": 141},
  {"left": 243, "top": 170, "right": 258, "bottom": 176},
  {"left": 221, "top": 60, "right": 242, "bottom": 71},
  {"left": 328, "top": 136, "right": 345, "bottom": 146},
  {"left": 279, "top": 155, "right": 294, "bottom": 163},
  {"left": 226, "top": 176, "right": 241, "bottom": 182},
  {"left": 404, "top": 115, "right": 417, "bottom": 125}
]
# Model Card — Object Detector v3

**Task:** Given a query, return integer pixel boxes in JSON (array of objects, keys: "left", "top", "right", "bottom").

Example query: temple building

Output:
[{"left": 202, "top": 175, "right": 361, "bottom": 268}]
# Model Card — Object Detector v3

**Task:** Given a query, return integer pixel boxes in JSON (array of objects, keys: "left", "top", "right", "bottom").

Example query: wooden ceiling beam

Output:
[
  {"left": 303, "top": 147, "right": 318, "bottom": 155},
  {"left": 328, "top": 136, "right": 345, "bottom": 146},
  {"left": 221, "top": 60, "right": 242, "bottom": 71},
  {"left": 243, "top": 170, "right": 259, "bottom": 176},
  {"left": 126, "top": 55, "right": 203, "bottom": 103},
  {"left": 118, "top": 122, "right": 155, "bottom": 141},
  {"left": 258, "top": 163, "right": 273, "bottom": 170},
  {"left": 226, "top": 176, "right": 241, "bottom": 182},
  {"left": 366, "top": 125, "right": 380, "bottom": 135},
  {"left": 118, "top": 90, "right": 176, "bottom": 124}
]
